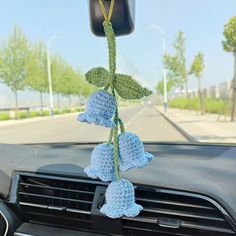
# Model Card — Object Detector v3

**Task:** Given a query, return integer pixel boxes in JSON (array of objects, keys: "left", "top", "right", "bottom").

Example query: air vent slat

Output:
[
  {"left": 18, "top": 192, "right": 93, "bottom": 205},
  {"left": 136, "top": 197, "right": 215, "bottom": 210},
  {"left": 123, "top": 216, "right": 157, "bottom": 224},
  {"left": 142, "top": 207, "right": 226, "bottom": 222},
  {"left": 182, "top": 221, "right": 235, "bottom": 234},
  {"left": 20, "top": 182, "right": 95, "bottom": 195},
  {"left": 19, "top": 202, "right": 48, "bottom": 209},
  {"left": 19, "top": 202, "right": 91, "bottom": 215},
  {"left": 26, "top": 211, "right": 91, "bottom": 224},
  {"left": 123, "top": 225, "right": 153, "bottom": 233},
  {"left": 123, "top": 216, "right": 234, "bottom": 234}
]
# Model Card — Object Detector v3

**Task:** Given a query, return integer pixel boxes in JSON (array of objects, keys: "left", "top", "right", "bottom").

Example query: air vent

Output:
[
  {"left": 122, "top": 188, "right": 236, "bottom": 236},
  {"left": 13, "top": 172, "right": 236, "bottom": 236},
  {"left": 17, "top": 173, "right": 98, "bottom": 231}
]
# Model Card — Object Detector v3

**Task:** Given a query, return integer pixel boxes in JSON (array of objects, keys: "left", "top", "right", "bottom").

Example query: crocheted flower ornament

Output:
[
  {"left": 78, "top": 2, "right": 154, "bottom": 219},
  {"left": 78, "top": 90, "right": 116, "bottom": 128},
  {"left": 119, "top": 132, "right": 153, "bottom": 171},
  {"left": 100, "top": 178, "right": 143, "bottom": 218},
  {"left": 84, "top": 143, "right": 115, "bottom": 182}
]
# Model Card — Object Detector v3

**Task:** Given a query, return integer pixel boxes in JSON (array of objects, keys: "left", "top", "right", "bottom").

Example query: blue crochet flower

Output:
[
  {"left": 118, "top": 132, "right": 153, "bottom": 171},
  {"left": 84, "top": 143, "right": 115, "bottom": 182},
  {"left": 78, "top": 90, "right": 116, "bottom": 128},
  {"left": 100, "top": 178, "right": 143, "bottom": 218}
]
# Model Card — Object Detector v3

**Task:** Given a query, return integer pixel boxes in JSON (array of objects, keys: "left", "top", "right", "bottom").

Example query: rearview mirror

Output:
[{"left": 89, "top": 0, "right": 135, "bottom": 37}]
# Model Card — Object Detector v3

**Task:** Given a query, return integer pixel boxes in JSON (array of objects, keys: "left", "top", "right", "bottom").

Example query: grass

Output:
[
  {"left": 0, "top": 106, "right": 84, "bottom": 121},
  {"left": 29, "top": 111, "right": 40, "bottom": 117},
  {"left": 0, "top": 112, "right": 10, "bottom": 121},
  {"left": 54, "top": 109, "right": 59, "bottom": 115},
  {"left": 75, "top": 107, "right": 84, "bottom": 112},
  {"left": 19, "top": 111, "right": 29, "bottom": 119},
  {"left": 169, "top": 97, "right": 229, "bottom": 115},
  {"left": 204, "top": 98, "right": 227, "bottom": 114},
  {"left": 62, "top": 108, "right": 71, "bottom": 114}
]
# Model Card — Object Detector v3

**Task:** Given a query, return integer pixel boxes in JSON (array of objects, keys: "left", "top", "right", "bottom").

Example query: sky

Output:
[{"left": 0, "top": 0, "right": 236, "bottom": 107}]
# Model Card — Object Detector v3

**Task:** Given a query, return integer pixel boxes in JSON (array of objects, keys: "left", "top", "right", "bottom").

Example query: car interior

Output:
[{"left": 0, "top": 0, "right": 236, "bottom": 236}]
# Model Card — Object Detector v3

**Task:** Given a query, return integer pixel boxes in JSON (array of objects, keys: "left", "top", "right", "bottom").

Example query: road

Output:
[{"left": 0, "top": 105, "right": 187, "bottom": 144}]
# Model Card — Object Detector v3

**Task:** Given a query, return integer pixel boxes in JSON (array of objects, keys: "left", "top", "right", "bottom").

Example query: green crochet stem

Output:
[
  {"left": 118, "top": 118, "right": 125, "bottom": 133},
  {"left": 104, "top": 20, "right": 125, "bottom": 180},
  {"left": 108, "top": 128, "right": 113, "bottom": 144},
  {"left": 113, "top": 108, "right": 120, "bottom": 180}
]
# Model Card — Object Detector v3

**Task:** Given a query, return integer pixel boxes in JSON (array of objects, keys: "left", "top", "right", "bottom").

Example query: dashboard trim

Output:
[{"left": 0, "top": 209, "right": 9, "bottom": 236}]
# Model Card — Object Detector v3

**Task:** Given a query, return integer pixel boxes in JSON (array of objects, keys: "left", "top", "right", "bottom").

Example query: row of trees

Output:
[
  {"left": 157, "top": 16, "right": 236, "bottom": 121},
  {"left": 0, "top": 26, "right": 94, "bottom": 117}
]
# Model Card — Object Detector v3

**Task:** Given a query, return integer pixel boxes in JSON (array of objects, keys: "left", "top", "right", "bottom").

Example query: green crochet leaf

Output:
[
  {"left": 85, "top": 67, "right": 110, "bottom": 87},
  {"left": 114, "top": 74, "right": 152, "bottom": 99}
]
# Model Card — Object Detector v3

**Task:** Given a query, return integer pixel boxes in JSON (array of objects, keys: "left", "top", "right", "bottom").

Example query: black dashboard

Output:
[{"left": 0, "top": 142, "right": 236, "bottom": 235}]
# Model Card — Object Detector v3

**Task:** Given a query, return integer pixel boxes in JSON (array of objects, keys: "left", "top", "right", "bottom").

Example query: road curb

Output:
[{"left": 155, "top": 107, "right": 198, "bottom": 142}]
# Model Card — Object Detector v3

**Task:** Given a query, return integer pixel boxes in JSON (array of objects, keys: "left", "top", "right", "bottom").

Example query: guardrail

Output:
[
  {"left": 0, "top": 106, "right": 47, "bottom": 112},
  {"left": 0, "top": 107, "right": 29, "bottom": 112}
]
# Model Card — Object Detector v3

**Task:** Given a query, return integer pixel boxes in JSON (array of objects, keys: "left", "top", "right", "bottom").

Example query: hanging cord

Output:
[{"left": 103, "top": 21, "right": 116, "bottom": 75}]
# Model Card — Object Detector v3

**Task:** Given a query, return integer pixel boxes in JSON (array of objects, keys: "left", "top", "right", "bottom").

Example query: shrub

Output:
[
  {"left": 0, "top": 112, "right": 10, "bottom": 120},
  {"left": 54, "top": 109, "right": 59, "bottom": 115},
  {"left": 19, "top": 111, "right": 29, "bottom": 119},
  {"left": 62, "top": 108, "right": 71, "bottom": 114},
  {"left": 29, "top": 111, "right": 40, "bottom": 117},
  {"left": 75, "top": 107, "right": 84, "bottom": 112},
  {"left": 169, "top": 97, "right": 228, "bottom": 115},
  {"left": 204, "top": 98, "right": 227, "bottom": 114},
  {"left": 42, "top": 110, "right": 50, "bottom": 116}
]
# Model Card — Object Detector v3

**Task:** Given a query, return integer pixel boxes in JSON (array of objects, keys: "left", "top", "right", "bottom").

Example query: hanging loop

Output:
[{"left": 98, "top": 0, "right": 115, "bottom": 22}]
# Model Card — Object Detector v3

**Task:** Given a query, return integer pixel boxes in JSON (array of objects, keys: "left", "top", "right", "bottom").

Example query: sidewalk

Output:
[{"left": 157, "top": 106, "right": 236, "bottom": 143}]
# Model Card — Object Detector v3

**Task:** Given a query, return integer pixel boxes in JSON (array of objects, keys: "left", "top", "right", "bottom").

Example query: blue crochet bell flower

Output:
[
  {"left": 84, "top": 143, "right": 115, "bottom": 182},
  {"left": 78, "top": 90, "right": 116, "bottom": 128},
  {"left": 100, "top": 178, "right": 143, "bottom": 218},
  {"left": 118, "top": 132, "right": 153, "bottom": 171}
]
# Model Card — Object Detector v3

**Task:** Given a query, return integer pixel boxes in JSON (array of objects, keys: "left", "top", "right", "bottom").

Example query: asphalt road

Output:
[{"left": 0, "top": 104, "right": 187, "bottom": 144}]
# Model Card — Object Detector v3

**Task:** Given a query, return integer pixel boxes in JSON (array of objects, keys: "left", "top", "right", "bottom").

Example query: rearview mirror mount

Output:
[{"left": 89, "top": 0, "right": 135, "bottom": 37}]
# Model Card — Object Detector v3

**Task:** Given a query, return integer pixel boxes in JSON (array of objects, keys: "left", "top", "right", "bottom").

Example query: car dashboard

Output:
[{"left": 0, "top": 142, "right": 236, "bottom": 236}]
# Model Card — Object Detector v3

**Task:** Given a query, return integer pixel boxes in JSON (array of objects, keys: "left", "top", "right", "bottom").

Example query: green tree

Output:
[
  {"left": 60, "top": 64, "right": 78, "bottom": 108},
  {"left": 27, "top": 41, "right": 48, "bottom": 113},
  {"left": 222, "top": 16, "right": 236, "bottom": 121},
  {"left": 0, "top": 25, "right": 30, "bottom": 118},
  {"left": 190, "top": 52, "right": 205, "bottom": 115},
  {"left": 164, "top": 31, "right": 189, "bottom": 97},
  {"left": 51, "top": 54, "right": 65, "bottom": 112},
  {"left": 75, "top": 68, "right": 95, "bottom": 98},
  {"left": 51, "top": 56, "right": 94, "bottom": 110},
  {"left": 174, "top": 31, "right": 188, "bottom": 96}
]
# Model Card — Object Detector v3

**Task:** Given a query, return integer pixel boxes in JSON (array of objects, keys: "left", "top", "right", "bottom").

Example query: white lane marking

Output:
[{"left": 124, "top": 106, "right": 147, "bottom": 129}]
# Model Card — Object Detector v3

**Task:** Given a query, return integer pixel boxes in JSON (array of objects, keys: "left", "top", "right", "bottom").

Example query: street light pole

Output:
[
  {"left": 149, "top": 24, "right": 168, "bottom": 112},
  {"left": 46, "top": 35, "right": 60, "bottom": 117}
]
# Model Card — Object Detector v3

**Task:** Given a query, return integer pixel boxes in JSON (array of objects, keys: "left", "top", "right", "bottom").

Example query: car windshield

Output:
[{"left": 0, "top": 0, "right": 236, "bottom": 144}]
